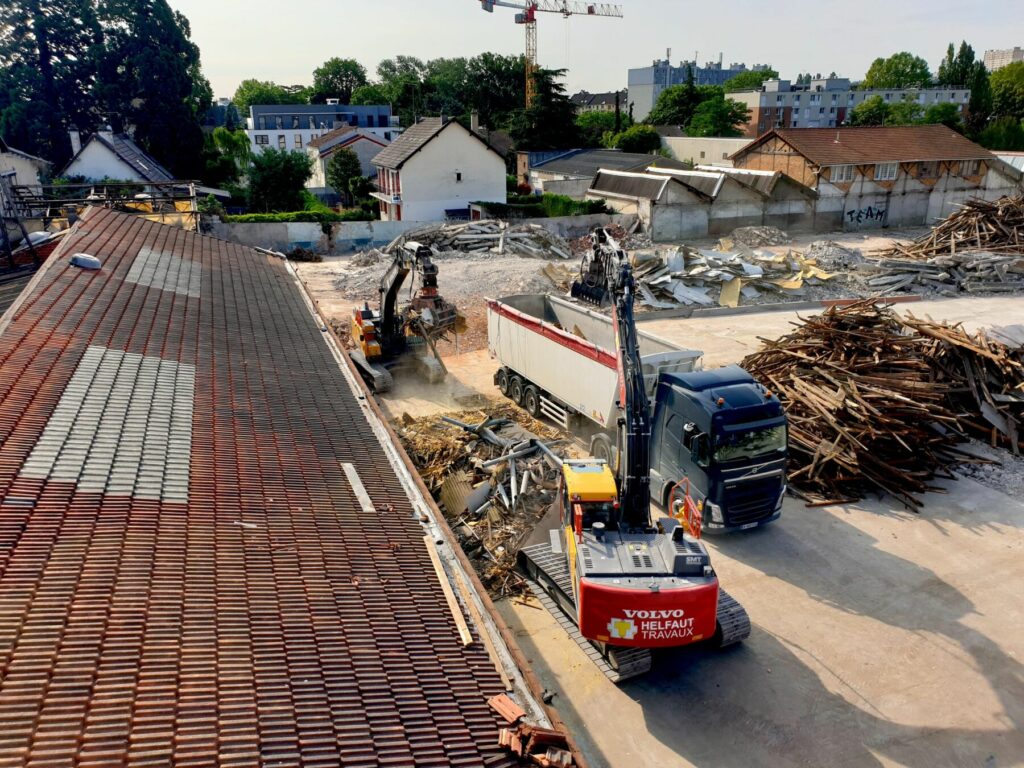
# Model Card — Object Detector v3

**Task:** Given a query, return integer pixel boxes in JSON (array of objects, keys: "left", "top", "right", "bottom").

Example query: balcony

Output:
[{"left": 370, "top": 191, "right": 402, "bottom": 205}]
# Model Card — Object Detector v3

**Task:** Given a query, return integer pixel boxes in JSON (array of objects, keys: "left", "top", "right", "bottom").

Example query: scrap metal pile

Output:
[
  {"left": 862, "top": 196, "right": 1024, "bottom": 294},
  {"left": 631, "top": 246, "right": 836, "bottom": 309},
  {"left": 396, "top": 404, "right": 567, "bottom": 597},
  {"left": 385, "top": 220, "right": 573, "bottom": 259},
  {"left": 742, "top": 302, "right": 1024, "bottom": 508}
]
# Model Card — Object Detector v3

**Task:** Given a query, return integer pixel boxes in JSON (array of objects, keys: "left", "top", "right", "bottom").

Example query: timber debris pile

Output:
[
  {"left": 396, "top": 403, "right": 568, "bottom": 597},
  {"left": 630, "top": 245, "right": 836, "bottom": 309},
  {"left": 384, "top": 220, "right": 574, "bottom": 259},
  {"left": 742, "top": 302, "right": 1024, "bottom": 507},
  {"left": 860, "top": 196, "right": 1024, "bottom": 294},
  {"left": 489, "top": 694, "right": 577, "bottom": 767}
]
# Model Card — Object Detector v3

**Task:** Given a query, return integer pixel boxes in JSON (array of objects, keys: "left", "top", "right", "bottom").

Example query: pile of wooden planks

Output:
[
  {"left": 385, "top": 220, "right": 573, "bottom": 259},
  {"left": 742, "top": 301, "right": 1023, "bottom": 508},
  {"left": 879, "top": 195, "right": 1024, "bottom": 260},
  {"left": 857, "top": 251, "right": 1024, "bottom": 294}
]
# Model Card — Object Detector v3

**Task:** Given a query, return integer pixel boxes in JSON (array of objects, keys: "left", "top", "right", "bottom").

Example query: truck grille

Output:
[{"left": 724, "top": 476, "right": 779, "bottom": 525}]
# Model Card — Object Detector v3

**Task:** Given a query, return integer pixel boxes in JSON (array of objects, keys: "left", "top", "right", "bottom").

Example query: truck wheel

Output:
[
  {"left": 510, "top": 376, "right": 524, "bottom": 405},
  {"left": 496, "top": 368, "right": 510, "bottom": 397},
  {"left": 590, "top": 434, "right": 618, "bottom": 470},
  {"left": 523, "top": 386, "right": 541, "bottom": 418}
]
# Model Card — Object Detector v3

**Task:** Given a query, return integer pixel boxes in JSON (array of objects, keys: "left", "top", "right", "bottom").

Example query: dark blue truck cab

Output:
[{"left": 650, "top": 365, "right": 788, "bottom": 533}]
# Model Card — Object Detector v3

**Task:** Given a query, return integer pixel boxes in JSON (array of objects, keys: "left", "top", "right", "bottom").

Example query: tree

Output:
[
  {"left": 724, "top": 68, "right": 779, "bottom": 92},
  {"left": 922, "top": 102, "right": 964, "bottom": 132},
  {"left": 506, "top": 68, "right": 579, "bottom": 150},
  {"left": 884, "top": 99, "right": 923, "bottom": 126},
  {"left": 849, "top": 95, "right": 889, "bottom": 126},
  {"left": 423, "top": 57, "right": 470, "bottom": 116},
  {"left": 862, "top": 52, "right": 932, "bottom": 89},
  {"left": 978, "top": 117, "right": 1024, "bottom": 151},
  {"left": 610, "top": 124, "right": 661, "bottom": 153},
  {"left": 247, "top": 148, "right": 312, "bottom": 212},
  {"left": 311, "top": 57, "right": 367, "bottom": 104},
  {"left": 685, "top": 97, "right": 751, "bottom": 137},
  {"left": 350, "top": 84, "right": 390, "bottom": 105},
  {"left": 937, "top": 42, "right": 975, "bottom": 87},
  {"left": 936, "top": 41, "right": 992, "bottom": 135},
  {"left": 463, "top": 52, "right": 525, "bottom": 130},
  {"left": 376, "top": 55, "right": 428, "bottom": 124},
  {"left": 348, "top": 175, "right": 373, "bottom": 203},
  {"left": 233, "top": 79, "right": 306, "bottom": 115},
  {"left": 325, "top": 148, "right": 362, "bottom": 205},
  {"left": 991, "top": 61, "right": 1024, "bottom": 121},
  {"left": 576, "top": 111, "right": 621, "bottom": 148},
  {"left": 645, "top": 84, "right": 723, "bottom": 126}
]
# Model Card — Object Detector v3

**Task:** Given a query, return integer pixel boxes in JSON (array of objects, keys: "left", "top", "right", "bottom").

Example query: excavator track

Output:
[
  {"left": 714, "top": 588, "right": 751, "bottom": 647},
  {"left": 520, "top": 542, "right": 651, "bottom": 684}
]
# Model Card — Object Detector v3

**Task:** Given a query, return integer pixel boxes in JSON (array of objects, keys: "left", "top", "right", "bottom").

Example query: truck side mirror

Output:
[{"left": 690, "top": 434, "right": 710, "bottom": 468}]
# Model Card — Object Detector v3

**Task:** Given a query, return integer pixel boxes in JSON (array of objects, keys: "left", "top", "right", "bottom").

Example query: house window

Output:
[
  {"left": 292, "top": 116, "right": 300, "bottom": 128},
  {"left": 275, "top": 116, "right": 284, "bottom": 129},
  {"left": 830, "top": 164, "right": 855, "bottom": 183},
  {"left": 455, "top": 172, "right": 463, "bottom": 183},
  {"left": 700, "top": 151, "right": 706, "bottom": 158},
  {"left": 792, "top": 121, "right": 798, "bottom": 128},
  {"left": 829, "top": 107, "right": 836, "bottom": 114},
  {"left": 776, "top": 94, "right": 783, "bottom": 103},
  {"left": 255, "top": 134, "right": 269, "bottom": 145},
  {"left": 257, "top": 116, "right": 266, "bottom": 130},
  {"left": 884, "top": 93, "right": 892, "bottom": 101},
  {"left": 961, "top": 159, "right": 981, "bottom": 176},
  {"left": 309, "top": 116, "right": 316, "bottom": 129},
  {"left": 278, "top": 135, "right": 286, "bottom": 149},
  {"left": 294, "top": 134, "right": 303, "bottom": 148},
  {"left": 875, "top": 162, "right": 898, "bottom": 181},
  {"left": 722, "top": 152, "right": 729, "bottom": 159}
]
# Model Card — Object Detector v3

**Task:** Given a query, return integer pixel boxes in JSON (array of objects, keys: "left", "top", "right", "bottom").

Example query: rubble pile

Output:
[
  {"left": 856, "top": 251, "right": 1024, "bottom": 295},
  {"left": 743, "top": 302, "right": 1024, "bottom": 507},
  {"left": 879, "top": 195, "right": 1024, "bottom": 260},
  {"left": 396, "top": 403, "right": 568, "bottom": 597},
  {"left": 489, "top": 694, "right": 577, "bottom": 767},
  {"left": 385, "top": 220, "right": 573, "bottom": 259},
  {"left": 719, "top": 225, "right": 792, "bottom": 249},
  {"left": 631, "top": 246, "right": 836, "bottom": 309},
  {"left": 567, "top": 221, "right": 645, "bottom": 255}
]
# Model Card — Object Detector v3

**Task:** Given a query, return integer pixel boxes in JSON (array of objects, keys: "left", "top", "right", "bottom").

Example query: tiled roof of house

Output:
[
  {"left": 307, "top": 125, "right": 357, "bottom": 149},
  {"left": 372, "top": 117, "right": 447, "bottom": 170},
  {"left": 739, "top": 125, "right": 995, "bottom": 166},
  {"left": 0, "top": 207, "right": 525, "bottom": 766}
]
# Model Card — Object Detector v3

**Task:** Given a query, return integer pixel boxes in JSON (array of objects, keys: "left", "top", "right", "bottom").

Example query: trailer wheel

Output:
[
  {"left": 496, "top": 368, "right": 510, "bottom": 397},
  {"left": 523, "top": 386, "right": 541, "bottom": 418},
  {"left": 590, "top": 433, "right": 618, "bottom": 470},
  {"left": 510, "top": 376, "right": 525, "bottom": 405}
]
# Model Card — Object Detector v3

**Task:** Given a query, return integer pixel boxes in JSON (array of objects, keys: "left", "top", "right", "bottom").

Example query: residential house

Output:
[
  {"left": 306, "top": 126, "right": 390, "bottom": 203},
  {"left": 60, "top": 130, "right": 174, "bottom": 183},
  {"left": 371, "top": 117, "right": 506, "bottom": 222},
  {"left": 0, "top": 137, "right": 49, "bottom": 189},
  {"left": 730, "top": 125, "right": 1023, "bottom": 229},
  {"left": 731, "top": 78, "right": 972, "bottom": 137},
  {"left": 524, "top": 149, "right": 689, "bottom": 198},
  {"left": 570, "top": 90, "right": 628, "bottom": 114},
  {"left": 247, "top": 103, "right": 398, "bottom": 155},
  {"left": 660, "top": 136, "right": 753, "bottom": 167}
]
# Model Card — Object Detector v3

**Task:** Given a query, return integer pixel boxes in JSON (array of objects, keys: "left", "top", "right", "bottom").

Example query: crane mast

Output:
[{"left": 478, "top": 0, "right": 623, "bottom": 108}]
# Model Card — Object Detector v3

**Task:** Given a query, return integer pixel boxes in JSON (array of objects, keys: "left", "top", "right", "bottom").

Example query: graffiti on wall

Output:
[{"left": 845, "top": 205, "right": 887, "bottom": 226}]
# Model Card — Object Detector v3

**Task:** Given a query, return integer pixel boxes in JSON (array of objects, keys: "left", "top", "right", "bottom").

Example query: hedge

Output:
[{"left": 222, "top": 210, "right": 373, "bottom": 224}]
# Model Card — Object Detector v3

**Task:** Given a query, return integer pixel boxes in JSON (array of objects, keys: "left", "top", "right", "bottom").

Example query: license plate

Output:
[{"left": 740, "top": 522, "right": 758, "bottom": 530}]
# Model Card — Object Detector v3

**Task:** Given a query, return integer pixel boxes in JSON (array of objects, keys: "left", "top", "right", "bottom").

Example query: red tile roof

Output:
[
  {"left": 0, "top": 208, "right": 523, "bottom": 766},
  {"left": 737, "top": 125, "right": 995, "bottom": 166}
]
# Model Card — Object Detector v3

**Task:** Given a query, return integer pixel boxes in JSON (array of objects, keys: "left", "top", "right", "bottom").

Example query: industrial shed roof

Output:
[
  {"left": 534, "top": 149, "right": 687, "bottom": 179},
  {"left": 0, "top": 207, "right": 526, "bottom": 766},
  {"left": 735, "top": 125, "right": 996, "bottom": 167}
]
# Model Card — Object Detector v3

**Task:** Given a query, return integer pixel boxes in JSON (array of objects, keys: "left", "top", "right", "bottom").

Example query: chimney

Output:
[
  {"left": 69, "top": 129, "right": 82, "bottom": 155},
  {"left": 470, "top": 111, "right": 480, "bottom": 133},
  {"left": 98, "top": 124, "right": 115, "bottom": 142}
]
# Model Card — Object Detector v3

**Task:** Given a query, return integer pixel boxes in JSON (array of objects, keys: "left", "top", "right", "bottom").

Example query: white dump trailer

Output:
[{"left": 487, "top": 294, "right": 701, "bottom": 444}]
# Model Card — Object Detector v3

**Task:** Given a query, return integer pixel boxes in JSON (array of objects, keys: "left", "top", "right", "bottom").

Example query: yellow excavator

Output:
[{"left": 350, "top": 242, "right": 463, "bottom": 391}]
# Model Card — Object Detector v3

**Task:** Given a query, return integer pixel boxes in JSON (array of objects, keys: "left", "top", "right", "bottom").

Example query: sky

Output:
[{"left": 168, "top": 0, "right": 1024, "bottom": 99}]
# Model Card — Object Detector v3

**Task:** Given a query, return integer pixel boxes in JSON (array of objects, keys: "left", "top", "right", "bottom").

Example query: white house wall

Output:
[
  {"left": 0, "top": 151, "right": 45, "bottom": 189},
  {"left": 64, "top": 142, "right": 144, "bottom": 182},
  {"left": 398, "top": 125, "right": 506, "bottom": 222}
]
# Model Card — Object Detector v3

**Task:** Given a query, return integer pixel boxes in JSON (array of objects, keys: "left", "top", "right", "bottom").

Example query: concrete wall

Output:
[
  {"left": 540, "top": 178, "right": 592, "bottom": 199},
  {"left": 393, "top": 124, "right": 507, "bottom": 222},
  {"left": 210, "top": 213, "right": 637, "bottom": 254},
  {"left": 661, "top": 137, "right": 751, "bottom": 167}
]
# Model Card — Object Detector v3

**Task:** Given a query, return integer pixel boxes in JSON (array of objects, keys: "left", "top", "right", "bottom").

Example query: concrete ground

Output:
[{"left": 388, "top": 294, "right": 1024, "bottom": 768}]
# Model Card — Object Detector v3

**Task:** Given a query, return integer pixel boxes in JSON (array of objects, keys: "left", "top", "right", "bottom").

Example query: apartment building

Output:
[
  {"left": 628, "top": 57, "right": 772, "bottom": 121},
  {"left": 570, "top": 90, "right": 628, "bottom": 113},
  {"left": 984, "top": 47, "right": 1024, "bottom": 71},
  {"left": 730, "top": 78, "right": 972, "bottom": 137},
  {"left": 246, "top": 102, "right": 399, "bottom": 155}
]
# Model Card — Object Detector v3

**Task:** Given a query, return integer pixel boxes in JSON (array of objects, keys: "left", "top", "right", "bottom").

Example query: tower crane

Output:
[{"left": 478, "top": 1, "right": 623, "bottom": 107}]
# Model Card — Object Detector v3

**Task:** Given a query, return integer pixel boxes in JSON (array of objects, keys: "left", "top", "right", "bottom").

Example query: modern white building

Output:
[
  {"left": 371, "top": 117, "right": 506, "bottom": 222},
  {"left": 246, "top": 103, "right": 399, "bottom": 155},
  {"left": 731, "top": 78, "right": 972, "bottom": 137}
]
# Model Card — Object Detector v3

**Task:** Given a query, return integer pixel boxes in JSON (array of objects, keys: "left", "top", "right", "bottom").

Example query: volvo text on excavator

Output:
[
  {"left": 350, "top": 242, "right": 461, "bottom": 391},
  {"left": 520, "top": 228, "right": 751, "bottom": 682}
]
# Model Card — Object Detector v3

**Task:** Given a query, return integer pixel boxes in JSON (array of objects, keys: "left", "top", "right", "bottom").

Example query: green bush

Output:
[
  {"left": 490, "top": 193, "right": 610, "bottom": 218},
  {"left": 222, "top": 209, "right": 373, "bottom": 223}
]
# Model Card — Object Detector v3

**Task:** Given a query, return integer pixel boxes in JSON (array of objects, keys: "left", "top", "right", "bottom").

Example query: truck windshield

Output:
[{"left": 714, "top": 425, "right": 787, "bottom": 464}]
